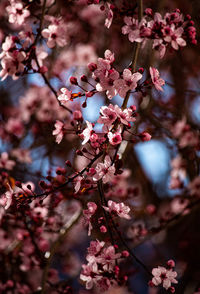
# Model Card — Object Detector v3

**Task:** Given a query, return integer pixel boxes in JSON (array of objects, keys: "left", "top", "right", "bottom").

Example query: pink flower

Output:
[
  {"left": 96, "top": 245, "right": 121, "bottom": 272},
  {"left": 115, "top": 104, "right": 136, "bottom": 125},
  {"left": 151, "top": 266, "right": 178, "bottom": 290},
  {"left": 149, "top": 67, "right": 165, "bottom": 91},
  {"left": 87, "top": 240, "right": 105, "bottom": 256},
  {"left": 0, "top": 183, "right": 13, "bottom": 210},
  {"left": 93, "top": 50, "right": 119, "bottom": 99},
  {"left": 0, "top": 36, "right": 16, "bottom": 59},
  {"left": 152, "top": 39, "right": 166, "bottom": 59},
  {"left": 105, "top": 3, "right": 113, "bottom": 29},
  {"left": 96, "top": 68, "right": 119, "bottom": 99},
  {"left": 58, "top": 88, "right": 72, "bottom": 106},
  {"left": 19, "top": 25, "right": 34, "bottom": 48},
  {"left": 114, "top": 69, "right": 142, "bottom": 98},
  {"left": 0, "top": 50, "right": 26, "bottom": 81},
  {"left": 93, "top": 155, "right": 115, "bottom": 184},
  {"left": 108, "top": 131, "right": 122, "bottom": 145},
  {"left": 6, "top": 1, "right": 30, "bottom": 26},
  {"left": 32, "top": 46, "right": 48, "bottom": 70},
  {"left": 122, "top": 16, "right": 143, "bottom": 43},
  {"left": 80, "top": 262, "right": 98, "bottom": 290},
  {"left": 83, "top": 202, "right": 97, "bottom": 235},
  {"left": 74, "top": 176, "right": 83, "bottom": 194},
  {"left": 103, "top": 200, "right": 131, "bottom": 219},
  {"left": 97, "top": 104, "right": 117, "bottom": 126},
  {"left": 52, "top": 120, "right": 64, "bottom": 144},
  {"left": 81, "top": 121, "right": 93, "bottom": 145},
  {"left": 42, "top": 23, "right": 68, "bottom": 48},
  {"left": 164, "top": 24, "right": 186, "bottom": 50},
  {"left": 0, "top": 152, "right": 15, "bottom": 170}
]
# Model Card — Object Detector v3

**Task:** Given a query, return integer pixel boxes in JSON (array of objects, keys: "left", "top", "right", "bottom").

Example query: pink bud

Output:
[
  {"left": 146, "top": 204, "right": 156, "bottom": 215},
  {"left": 138, "top": 67, "right": 144, "bottom": 74},
  {"left": 122, "top": 250, "right": 129, "bottom": 257},
  {"left": 167, "top": 259, "right": 175, "bottom": 268},
  {"left": 70, "top": 76, "right": 78, "bottom": 85},
  {"left": 39, "top": 66, "right": 48, "bottom": 74},
  {"left": 81, "top": 75, "right": 88, "bottom": 82},
  {"left": 170, "top": 286, "right": 175, "bottom": 293},
  {"left": 88, "top": 62, "right": 97, "bottom": 72},
  {"left": 139, "top": 132, "right": 151, "bottom": 141},
  {"left": 145, "top": 8, "right": 153, "bottom": 17},
  {"left": 100, "top": 225, "right": 107, "bottom": 233}
]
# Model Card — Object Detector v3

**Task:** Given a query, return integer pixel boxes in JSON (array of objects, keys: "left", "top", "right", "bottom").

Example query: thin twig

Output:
[{"left": 27, "top": 151, "right": 103, "bottom": 199}]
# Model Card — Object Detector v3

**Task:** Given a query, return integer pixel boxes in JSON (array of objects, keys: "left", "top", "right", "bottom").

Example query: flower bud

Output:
[{"left": 70, "top": 76, "right": 78, "bottom": 85}]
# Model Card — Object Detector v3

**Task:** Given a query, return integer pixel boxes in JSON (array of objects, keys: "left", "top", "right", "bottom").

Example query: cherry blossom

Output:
[
  {"left": 81, "top": 121, "right": 93, "bottom": 145},
  {"left": 105, "top": 3, "right": 114, "bottom": 29},
  {"left": 96, "top": 245, "right": 121, "bottom": 271},
  {"left": 0, "top": 152, "right": 15, "bottom": 170},
  {"left": 151, "top": 265, "right": 178, "bottom": 290},
  {"left": 0, "top": 183, "right": 13, "bottom": 210},
  {"left": 115, "top": 104, "right": 137, "bottom": 125},
  {"left": 0, "top": 1, "right": 198, "bottom": 292},
  {"left": 93, "top": 155, "right": 115, "bottom": 184},
  {"left": 149, "top": 67, "right": 165, "bottom": 91},
  {"left": 108, "top": 131, "right": 122, "bottom": 145},
  {"left": 6, "top": 0, "right": 30, "bottom": 26},
  {"left": 103, "top": 200, "right": 131, "bottom": 219},
  {"left": 97, "top": 104, "right": 118, "bottom": 127},
  {"left": 164, "top": 25, "right": 186, "bottom": 50},
  {"left": 83, "top": 202, "right": 97, "bottom": 235},
  {"left": 52, "top": 120, "right": 65, "bottom": 144},
  {"left": 42, "top": 20, "right": 68, "bottom": 48},
  {"left": 93, "top": 50, "right": 119, "bottom": 99},
  {"left": 114, "top": 69, "right": 142, "bottom": 98},
  {"left": 0, "top": 50, "right": 26, "bottom": 81},
  {"left": 122, "top": 17, "right": 143, "bottom": 43}
]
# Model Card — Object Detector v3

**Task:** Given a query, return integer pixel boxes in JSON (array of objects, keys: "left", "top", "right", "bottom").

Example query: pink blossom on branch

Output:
[
  {"left": 103, "top": 200, "right": 131, "bottom": 219},
  {"left": 114, "top": 69, "right": 142, "bottom": 98},
  {"left": 57, "top": 87, "right": 72, "bottom": 106},
  {"left": 108, "top": 131, "right": 122, "bottom": 146},
  {"left": 52, "top": 120, "right": 65, "bottom": 144},
  {"left": 0, "top": 183, "right": 13, "bottom": 210},
  {"left": 81, "top": 121, "right": 94, "bottom": 145},
  {"left": 42, "top": 19, "right": 69, "bottom": 48},
  {"left": 93, "top": 155, "right": 115, "bottom": 184},
  {"left": 6, "top": 0, "right": 30, "bottom": 26},
  {"left": 122, "top": 16, "right": 143, "bottom": 43},
  {"left": 0, "top": 152, "right": 15, "bottom": 170},
  {"left": 149, "top": 67, "right": 165, "bottom": 91},
  {"left": 83, "top": 202, "right": 97, "bottom": 236},
  {"left": 151, "top": 264, "right": 178, "bottom": 290}
]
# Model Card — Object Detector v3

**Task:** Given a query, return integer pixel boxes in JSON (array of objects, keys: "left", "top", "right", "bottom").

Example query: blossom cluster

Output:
[
  {"left": 0, "top": 0, "right": 199, "bottom": 293},
  {"left": 80, "top": 240, "right": 128, "bottom": 291},
  {"left": 122, "top": 8, "right": 197, "bottom": 58}
]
